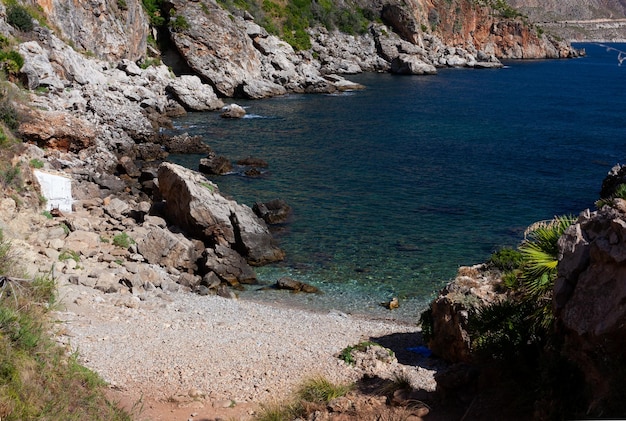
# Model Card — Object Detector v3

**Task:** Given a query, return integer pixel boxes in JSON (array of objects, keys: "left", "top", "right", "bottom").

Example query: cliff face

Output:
[
  {"left": 16, "top": 0, "right": 580, "bottom": 94},
  {"left": 507, "top": 0, "right": 626, "bottom": 41},
  {"left": 394, "top": 0, "right": 576, "bottom": 58},
  {"left": 34, "top": 0, "right": 149, "bottom": 61},
  {"left": 353, "top": 0, "right": 576, "bottom": 58}
]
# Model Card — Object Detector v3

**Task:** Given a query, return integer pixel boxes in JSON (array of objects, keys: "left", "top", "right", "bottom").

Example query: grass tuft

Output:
[{"left": 297, "top": 376, "right": 352, "bottom": 403}]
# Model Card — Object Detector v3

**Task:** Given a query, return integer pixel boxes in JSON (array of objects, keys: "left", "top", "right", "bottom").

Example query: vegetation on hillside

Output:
[
  {"left": 0, "top": 230, "right": 134, "bottom": 420},
  {"left": 473, "top": 0, "right": 525, "bottom": 19},
  {"left": 0, "top": 61, "right": 132, "bottom": 419},
  {"left": 218, "top": 0, "right": 376, "bottom": 50},
  {"left": 141, "top": 0, "right": 376, "bottom": 51}
]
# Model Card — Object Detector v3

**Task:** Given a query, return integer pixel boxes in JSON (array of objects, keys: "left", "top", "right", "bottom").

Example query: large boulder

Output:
[
  {"left": 168, "top": 0, "right": 266, "bottom": 97},
  {"left": 425, "top": 265, "right": 502, "bottom": 362},
  {"left": 253, "top": 199, "right": 292, "bottom": 224},
  {"left": 390, "top": 54, "right": 437, "bottom": 75},
  {"left": 157, "top": 162, "right": 284, "bottom": 265},
  {"left": 166, "top": 75, "right": 224, "bottom": 111},
  {"left": 132, "top": 223, "right": 203, "bottom": 272},
  {"left": 203, "top": 244, "right": 257, "bottom": 285},
  {"left": 554, "top": 204, "right": 626, "bottom": 415}
]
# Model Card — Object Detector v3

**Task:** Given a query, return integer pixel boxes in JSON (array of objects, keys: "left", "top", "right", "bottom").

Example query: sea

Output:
[{"left": 167, "top": 42, "right": 626, "bottom": 323}]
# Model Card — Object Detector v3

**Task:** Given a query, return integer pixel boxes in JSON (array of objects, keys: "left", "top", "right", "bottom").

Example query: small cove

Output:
[{"left": 168, "top": 43, "right": 626, "bottom": 322}]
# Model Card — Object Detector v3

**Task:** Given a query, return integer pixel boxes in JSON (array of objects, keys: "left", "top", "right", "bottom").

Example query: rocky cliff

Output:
[
  {"left": 508, "top": 0, "right": 626, "bottom": 41},
  {"left": 9, "top": 0, "right": 582, "bottom": 104},
  {"left": 34, "top": 0, "right": 149, "bottom": 61}
]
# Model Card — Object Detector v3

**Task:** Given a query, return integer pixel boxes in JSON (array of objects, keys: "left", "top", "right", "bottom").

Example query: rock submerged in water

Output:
[
  {"left": 274, "top": 277, "right": 320, "bottom": 293},
  {"left": 253, "top": 199, "right": 292, "bottom": 225},
  {"left": 221, "top": 104, "right": 246, "bottom": 119},
  {"left": 199, "top": 153, "right": 233, "bottom": 175}
]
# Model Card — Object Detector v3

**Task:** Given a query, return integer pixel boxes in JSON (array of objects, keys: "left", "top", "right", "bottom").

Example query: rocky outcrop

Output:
[
  {"left": 425, "top": 265, "right": 503, "bottom": 362},
  {"left": 199, "top": 154, "right": 233, "bottom": 175},
  {"left": 220, "top": 104, "right": 246, "bottom": 119},
  {"left": 554, "top": 203, "right": 626, "bottom": 415},
  {"left": 444, "top": 0, "right": 579, "bottom": 58},
  {"left": 166, "top": 75, "right": 224, "bottom": 111},
  {"left": 157, "top": 162, "right": 285, "bottom": 265},
  {"left": 168, "top": 0, "right": 273, "bottom": 98},
  {"left": 18, "top": 108, "right": 97, "bottom": 152},
  {"left": 34, "top": 0, "right": 149, "bottom": 62}
]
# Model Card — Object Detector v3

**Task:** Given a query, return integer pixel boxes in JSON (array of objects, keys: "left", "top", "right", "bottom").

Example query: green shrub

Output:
[
  {"left": 297, "top": 377, "right": 351, "bottom": 403},
  {"left": 0, "top": 163, "right": 22, "bottom": 191},
  {"left": 218, "top": 0, "right": 375, "bottom": 50},
  {"left": 169, "top": 14, "right": 190, "bottom": 32},
  {"left": 0, "top": 97, "right": 19, "bottom": 130},
  {"left": 141, "top": 0, "right": 165, "bottom": 26},
  {"left": 29, "top": 159, "right": 43, "bottom": 169},
  {"left": 0, "top": 229, "right": 15, "bottom": 275},
  {"left": 6, "top": 4, "right": 34, "bottom": 32},
  {"left": 0, "top": 127, "right": 9, "bottom": 148},
  {"left": 339, "top": 341, "right": 392, "bottom": 365},
  {"left": 58, "top": 249, "right": 80, "bottom": 263},
  {"left": 596, "top": 183, "right": 626, "bottom": 208},
  {"left": 0, "top": 271, "right": 132, "bottom": 420},
  {"left": 488, "top": 247, "right": 523, "bottom": 272},
  {"left": 112, "top": 232, "right": 134, "bottom": 249}
]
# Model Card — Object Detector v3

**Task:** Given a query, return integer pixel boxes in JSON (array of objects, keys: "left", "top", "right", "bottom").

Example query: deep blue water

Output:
[{"left": 168, "top": 43, "right": 626, "bottom": 322}]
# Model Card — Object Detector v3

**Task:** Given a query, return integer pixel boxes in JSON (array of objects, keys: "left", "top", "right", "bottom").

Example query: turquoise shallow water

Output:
[{"left": 168, "top": 43, "right": 626, "bottom": 322}]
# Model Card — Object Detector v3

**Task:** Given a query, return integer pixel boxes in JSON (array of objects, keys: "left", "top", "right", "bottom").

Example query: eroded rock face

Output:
[
  {"left": 35, "top": 0, "right": 149, "bottom": 62},
  {"left": 168, "top": 0, "right": 266, "bottom": 98},
  {"left": 157, "top": 162, "right": 284, "bottom": 265},
  {"left": 554, "top": 204, "right": 626, "bottom": 415}
]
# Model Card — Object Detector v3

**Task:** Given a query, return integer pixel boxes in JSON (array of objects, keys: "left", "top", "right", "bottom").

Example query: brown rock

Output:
[
  {"left": 275, "top": 277, "right": 320, "bottom": 293},
  {"left": 18, "top": 109, "right": 97, "bottom": 152},
  {"left": 426, "top": 264, "right": 502, "bottom": 362}
]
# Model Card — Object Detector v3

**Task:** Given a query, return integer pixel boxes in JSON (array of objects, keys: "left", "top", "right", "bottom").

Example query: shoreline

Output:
[{"left": 54, "top": 280, "right": 437, "bottom": 418}]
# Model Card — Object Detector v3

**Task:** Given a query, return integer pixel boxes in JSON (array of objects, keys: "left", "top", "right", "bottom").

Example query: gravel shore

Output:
[{"left": 54, "top": 280, "right": 437, "bottom": 416}]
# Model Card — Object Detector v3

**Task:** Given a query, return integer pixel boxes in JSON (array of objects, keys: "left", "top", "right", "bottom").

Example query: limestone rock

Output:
[
  {"left": 159, "top": 133, "right": 212, "bottom": 155},
  {"left": 18, "top": 41, "right": 65, "bottom": 89},
  {"left": 157, "top": 162, "right": 284, "bottom": 265},
  {"left": 18, "top": 108, "right": 97, "bottom": 152},
  {"left": 133, "top": 224, "right": 201, "bottom": 272},
  {"left": 253, "top": 199, "right": 292, "bottom": 225},
  {"left": 199, "top": 154, "right": 233, "bottom": 175},
  {"left": 64, "top": 230, "right": 101, "bottom": 254},
  {"left": 554, "top": 204, "right": 626, "bottom": 415},
  {"left": 426, "top": 265, "right": 502, "bottom": 362},
  {"left": 275, "top": 277, "right": 319, "bottom": 293},
  {"left": 391, "top": 54, "right": 437, "bottom": 75},
  {"left": 169, "top": 0, "right": 265, "bottom": 98},
  {"left": 166, "top": 75, "right": 224, "bottom": 111},
  {"left": 221, "top": 104, "right": 246, "bottom": 119},
  {"left": 203, "top": 245, "right": 257, "bottom": 285},
  {"left": 35, "top": 0, "right": 148, "bottom": 62}
]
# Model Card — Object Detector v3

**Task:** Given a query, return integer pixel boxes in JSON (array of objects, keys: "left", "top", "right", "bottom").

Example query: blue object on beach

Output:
[{"left": 407, "top": 346, "right": 432, "bottom": 357}]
